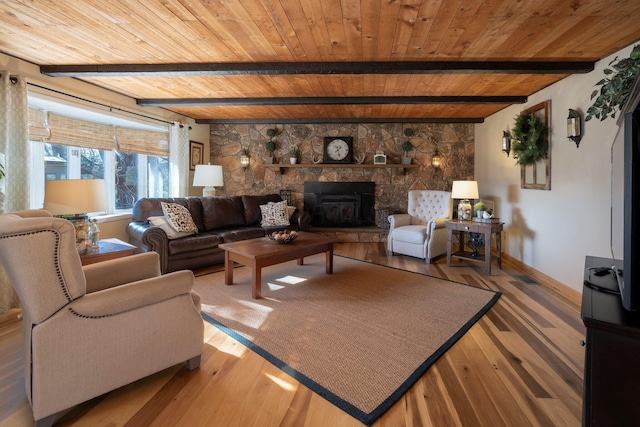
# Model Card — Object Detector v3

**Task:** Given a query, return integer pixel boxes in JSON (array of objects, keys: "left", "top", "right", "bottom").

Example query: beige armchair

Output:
[
  {"left": 0, "top": 210, "right": 204, "bottom": 427},
  {"left": 387, "top": 190, "right": 452, "bottom": 263}
]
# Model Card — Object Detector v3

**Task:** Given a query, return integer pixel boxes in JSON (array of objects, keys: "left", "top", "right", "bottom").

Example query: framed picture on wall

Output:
[{"left": 190, "top": 141, "right": 203, "bottom": 171}]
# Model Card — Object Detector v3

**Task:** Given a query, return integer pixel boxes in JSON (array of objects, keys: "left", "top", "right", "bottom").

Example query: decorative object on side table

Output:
[
  {"left": 473, "top": 201, "right": 487, "bottom": 218},
  {"left": 451, "top": 180, "right": 479, "bottom": 221},
  {"left": 268, "top": 230, "right": 299, "bottom": 244},
  {"left": 43, "top": 179, "right": 107, "bottom": 254},
  {"left": 468, "top": 233, "right": 484, "bottom": 257}
]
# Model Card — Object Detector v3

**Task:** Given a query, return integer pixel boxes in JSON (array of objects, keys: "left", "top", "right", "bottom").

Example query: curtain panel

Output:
[{"left": 0, "top": 71, "right": 29, "bottom": 315}]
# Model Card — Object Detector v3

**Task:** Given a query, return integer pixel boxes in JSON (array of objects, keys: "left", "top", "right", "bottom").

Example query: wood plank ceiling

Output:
[{"left": 1, "top": 0, "right": 640, "bottom": 123}]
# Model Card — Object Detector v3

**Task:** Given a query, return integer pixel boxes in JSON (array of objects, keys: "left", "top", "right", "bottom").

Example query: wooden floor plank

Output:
[{"left": 0, "top": 243, "right": 583, "bottom": 426}]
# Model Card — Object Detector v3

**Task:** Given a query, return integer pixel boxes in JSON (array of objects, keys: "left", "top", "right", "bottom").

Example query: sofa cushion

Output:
[
  {"left": 217, "top": 227, "right": 266, "bottom": 243},
  {"left": 148, "top": 216, "right": 194, "bottom": 240},
  {"left": 242, "top": 194, "right": 282, "bottom": 225},
  {"left": 260, "top": 200, "right": 290, "bottom": 227},
  {"left": 161, "top": 202, "right": 199, "bottom": 234},
  {"left": 201, "top": 196, "right": 246, "bottom": 230},
  {"left": 167, "top": 232, "right": 223, "bottom": 256},
  {"left": 390, "top": 225, "right": 429, "bottom": 245}
]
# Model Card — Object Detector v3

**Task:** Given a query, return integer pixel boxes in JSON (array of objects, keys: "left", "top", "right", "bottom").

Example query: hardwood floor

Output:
[{"left": 0, "top": 242, "right": 584, "bottom": 427}]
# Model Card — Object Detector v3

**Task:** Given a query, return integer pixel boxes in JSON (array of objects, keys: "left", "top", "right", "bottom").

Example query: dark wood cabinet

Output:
[{"left": 581, "top": 256, "right": 640, "bottom": 427}]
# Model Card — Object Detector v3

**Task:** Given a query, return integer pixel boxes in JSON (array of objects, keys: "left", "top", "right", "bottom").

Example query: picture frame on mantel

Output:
[
  {"left": 521, "top": 100, "right": 551, "bottom": 190},
  {"left": 190, "top": 141, "right": 204, "bottom": 171}
]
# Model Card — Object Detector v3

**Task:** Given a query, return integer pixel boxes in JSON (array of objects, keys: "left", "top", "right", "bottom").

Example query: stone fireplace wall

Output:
[{"left": 207, "top": 122, "right": 474, "bottom": 215}]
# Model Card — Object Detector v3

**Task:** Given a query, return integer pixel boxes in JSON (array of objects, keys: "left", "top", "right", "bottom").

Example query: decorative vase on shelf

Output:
[
  {"left": 290, "top": 157, "right": 297, "bottom": 164},
  {"left": 402, "top": 157, "right": 412, "bottom": 165}
]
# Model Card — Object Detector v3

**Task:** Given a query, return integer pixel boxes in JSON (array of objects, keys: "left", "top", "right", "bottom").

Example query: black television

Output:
[{"left": 616, "top": 74, "right": 640, "bottom": 311}]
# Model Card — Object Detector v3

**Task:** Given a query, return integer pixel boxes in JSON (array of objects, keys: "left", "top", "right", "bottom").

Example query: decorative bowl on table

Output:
[{"left": 267, "top": 230, "right": 299, "bottom": 244}]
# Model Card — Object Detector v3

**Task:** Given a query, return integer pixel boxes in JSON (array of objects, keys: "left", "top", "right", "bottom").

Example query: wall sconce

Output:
[
  {"left": 240, "top": 150, "right": 250, "bottom": 169},
  {"left": 502, "top": 128, "right": 511, "bottom": 157},
  {"left": 431, "top": 150, "right": 442, "bottom": 168},
  {"left": 567, "top": 109, "right": 582, "bottom": 147}
]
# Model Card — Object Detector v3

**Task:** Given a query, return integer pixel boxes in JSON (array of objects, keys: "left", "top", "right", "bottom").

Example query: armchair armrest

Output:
[
  {"left": 431, "top": 217, "right": 449, "bottom": 228},
  {"left": 68, "top": 270, "right": 196, "bottom": 318},
  {"left": 83, "top": 252, "right": 161, "bottom": 294},
  {"left": 388, "top": 213, "right": 411, "bottom": 231}
]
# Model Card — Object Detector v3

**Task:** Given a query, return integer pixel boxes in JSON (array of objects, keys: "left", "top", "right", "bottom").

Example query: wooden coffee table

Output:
[{"left": 219, "top": 232, "right": 337, "bottom": 299}]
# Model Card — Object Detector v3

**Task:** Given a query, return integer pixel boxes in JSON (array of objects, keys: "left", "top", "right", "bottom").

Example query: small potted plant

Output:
[
  {"left": 402, "top": 128, "right": 414, "bottom": 164},
  {"left": 289, "top": 145, "right": 299, "bottom": 164},
  {"left": 473, "top": 201, "right": 487, "bottom": 218},
  {"left": 265, "top": 129, "right": 277, "bottom": 163}
]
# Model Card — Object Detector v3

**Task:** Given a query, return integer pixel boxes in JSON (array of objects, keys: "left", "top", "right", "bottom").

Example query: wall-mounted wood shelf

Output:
[{"left": 264, "top": 163, "right": 421, "bottom": 175}]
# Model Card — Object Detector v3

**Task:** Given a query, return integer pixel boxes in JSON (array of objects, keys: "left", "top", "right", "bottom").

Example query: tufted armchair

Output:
[
  {"left": 387, "top": 190, "right": 452, "bottom": 263},
  {"left": 0, "top": 210, "right": 204, "bottom": 427}
]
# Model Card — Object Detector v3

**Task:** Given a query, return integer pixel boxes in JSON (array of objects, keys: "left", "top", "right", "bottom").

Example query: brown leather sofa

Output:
[{"left": 127, "top": 194, "right": 311, "bottom": 273}]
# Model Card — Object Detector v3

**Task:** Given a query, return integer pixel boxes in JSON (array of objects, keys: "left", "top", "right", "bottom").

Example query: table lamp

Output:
[
  {"left": 44, "top": 179, "right": 107, "bottom": 254},
  {"left": 451, "top": 180, "right": 478, "bottom": 221},
  {"left": 193, "top": 164, "right": 224, "bottom": 197}
]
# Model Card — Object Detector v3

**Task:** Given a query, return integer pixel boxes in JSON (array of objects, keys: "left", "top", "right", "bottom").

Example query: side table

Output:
[
  {"left": 446, "top": 220, "right": 503, "bottom": 275},
  {"left": 80, "top": 238, "right": 137, "bottom": 266}
]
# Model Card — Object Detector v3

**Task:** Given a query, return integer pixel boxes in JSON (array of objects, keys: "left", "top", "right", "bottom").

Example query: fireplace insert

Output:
[{"left": 304, "top": 182, "right": 375, "bottom": 227}]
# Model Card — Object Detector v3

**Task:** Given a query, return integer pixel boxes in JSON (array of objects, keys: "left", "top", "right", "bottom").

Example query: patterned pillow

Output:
[
  {"left": 148, "top": 216, "right": 194, "bottom": 240},
  {"left": 161, "top": 202, "right": 198, "bottom": 234},
  {"left": 260, "top": 200, "right": 290, "bottom": 227}
]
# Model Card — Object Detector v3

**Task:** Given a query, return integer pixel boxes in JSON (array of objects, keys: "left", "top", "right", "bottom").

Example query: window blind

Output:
[
  {"left": 47, "top": 113, "right": 115, "bottom": 150},
  {"left": 28, "top": 107, "right": 49, "bottom": 141},
  {"left": 116, "top": 127, "right": 169, "bottom": 157}
]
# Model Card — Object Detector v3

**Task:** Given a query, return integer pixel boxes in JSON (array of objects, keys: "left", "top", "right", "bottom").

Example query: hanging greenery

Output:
[
  {"left": 511, "top": 112, "right": 548, "bottom": 166},
  {"left": 586, "top": 45, "right": 640, "bottom": 121},
  {"left": 0, "top": 163, "right": 4, "bottom": 181}
]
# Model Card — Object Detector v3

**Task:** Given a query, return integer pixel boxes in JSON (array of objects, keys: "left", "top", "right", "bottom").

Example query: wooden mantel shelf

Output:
[{"left": 264, "top": 163, "right": 421, "bottom": 174}]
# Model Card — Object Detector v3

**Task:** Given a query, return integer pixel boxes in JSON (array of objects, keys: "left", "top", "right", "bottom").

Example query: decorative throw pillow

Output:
[
  {"left": 260, "top": 200, "right": 290, "bottom": 227},
  {"left": 161, "top": 202, "right": 198, "bottom": 235},
  {"left": 148, "top": 216, "right": 194, "bottom": 240}
]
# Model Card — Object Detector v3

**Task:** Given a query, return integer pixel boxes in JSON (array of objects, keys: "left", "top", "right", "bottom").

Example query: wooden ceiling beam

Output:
[
  {"left": 41, "top": 61, "right": 594, "bottom": 77},
  {"left": 196, "top": 118, "right": 484, "bottom": 124},
  {"left": 137, "top": 96, "right": 527, "bottom": 107}
]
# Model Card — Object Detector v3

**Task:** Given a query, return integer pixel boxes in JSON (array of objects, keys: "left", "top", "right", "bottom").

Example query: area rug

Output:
[{"left": 194, "top": 254, "right": 500, "bottom": 426}]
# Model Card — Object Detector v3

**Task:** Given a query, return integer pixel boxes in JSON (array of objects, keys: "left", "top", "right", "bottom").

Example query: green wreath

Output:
[{"left": 511, "top": 112, "right": 548, "bottom": 166}]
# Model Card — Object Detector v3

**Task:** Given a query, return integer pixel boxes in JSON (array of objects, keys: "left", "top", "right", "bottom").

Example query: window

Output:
[{"left": 29, "top": 102, "right": 170, "bottom": 214}]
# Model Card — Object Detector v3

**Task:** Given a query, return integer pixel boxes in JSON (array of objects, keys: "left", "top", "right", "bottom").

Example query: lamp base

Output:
[
  {"left": 60, "top": 214, "right": 92, "bottom": 254},
  {"left": 457, "top": 199, "right": 472, "bottom": 221},
  {"left": 202, "top": 187, "right": 216, "bottom": 197}
]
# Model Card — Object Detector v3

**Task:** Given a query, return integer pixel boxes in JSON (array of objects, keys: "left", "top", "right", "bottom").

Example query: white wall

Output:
[{"left": 475, "top": 43, "right": 637, "bottom": 292}]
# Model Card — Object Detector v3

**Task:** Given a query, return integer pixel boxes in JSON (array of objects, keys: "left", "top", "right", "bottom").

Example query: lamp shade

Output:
[
  {"left": 44, "top": 179, "right": 107, "bottom": 215},
  {"left": 193, "top": 164, "right": 224, "bottom": 187},
  {"left": 451, "top": 180, "right": 479, "bottom": 200}
]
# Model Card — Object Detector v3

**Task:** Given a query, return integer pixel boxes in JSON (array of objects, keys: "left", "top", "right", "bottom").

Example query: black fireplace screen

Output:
[{"left": 303, "top": 182, "right": 375, "bottom": 227}]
